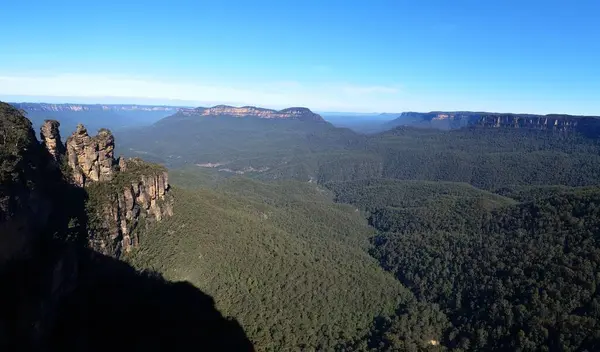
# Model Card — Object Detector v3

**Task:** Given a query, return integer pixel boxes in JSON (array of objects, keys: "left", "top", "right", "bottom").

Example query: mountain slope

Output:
[
  {"left": 128, "top": 177, "right": 443, "bottom": 350},
  {"left": 369, "top": 187, "right": 600, "bottom": 350},
  {"left": 324, "top": 176, "right": 600, "bottom": 350},
  {"left": 116, "top": 110, "right": 361, "bottom": 177},
  {"left": 0, "top": 101, "right": 253, "bottom": 351},
  {"left": 119, "top": 107, "right": 600, "bottom": 190}
]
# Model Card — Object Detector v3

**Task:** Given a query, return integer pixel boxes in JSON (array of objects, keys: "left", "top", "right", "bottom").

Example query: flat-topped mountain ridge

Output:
[
  {"left": 385, "top": 110, "right": 600, "bottom": 134},
  {"left": 176, "top": 105, "right": 325, "bottom": 122}
]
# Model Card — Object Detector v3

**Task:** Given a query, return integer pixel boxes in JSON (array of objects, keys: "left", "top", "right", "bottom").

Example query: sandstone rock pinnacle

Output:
[
  {"left": 66, "top": 124, "right": 115, "bottom": 187},
  {"left": 40, "top": 120, "right": 65, "bottom": 160}
]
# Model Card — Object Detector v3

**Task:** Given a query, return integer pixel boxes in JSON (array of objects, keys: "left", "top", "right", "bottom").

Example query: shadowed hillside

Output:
[{"left": 0, "top": 102, "right": 253, "bottom": 351}]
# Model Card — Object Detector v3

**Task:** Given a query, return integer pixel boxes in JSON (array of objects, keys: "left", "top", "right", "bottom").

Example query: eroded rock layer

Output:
[{"left": 65, "top": 124, "right": 115, "bottom": 187}]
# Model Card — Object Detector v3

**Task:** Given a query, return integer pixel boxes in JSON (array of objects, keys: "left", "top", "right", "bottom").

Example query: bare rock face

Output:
[
  {"left": 66, "top": 124, "right": 115, "bottom": 187},
  {"left": 57, "top": 123, "right": 172, "bottom": 258},
  {"left": 118, "top": 164, "right": 172, "bottom": 253},
  {"left": 87, "top": 158, "right": 172, "bottom": 257},
  {"left": 477, "top": 114, "right": 581, "bottom": 132},
  {"left": 40, "top": 120, "right": 65, "bottom": 160}
]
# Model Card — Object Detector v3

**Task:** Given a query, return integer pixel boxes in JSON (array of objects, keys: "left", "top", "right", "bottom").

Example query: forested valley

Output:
[
  {"left": 116, "top": 113, "right": 600, "bottom": 351},
  {"left": 7, "top": 99, "right": 600, "bottom": 351}
]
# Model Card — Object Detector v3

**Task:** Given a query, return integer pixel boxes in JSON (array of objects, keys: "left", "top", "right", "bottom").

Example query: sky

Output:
[{"left": 0, "top": 0, "right": 599, "bottom": 114}]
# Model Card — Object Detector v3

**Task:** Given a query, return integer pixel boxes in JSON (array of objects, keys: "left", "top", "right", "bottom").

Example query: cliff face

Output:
[
  {"left": 36, "top": 121, "right": 173, "bottom": 258},
  {"left": 40, "top": 120, "right": 66, "bottom": 160},
  {"left": 178, "top": 105, "right": 325, "bottom": 122},
  {"left": 88, "top": 159, "right": 172, "bottom": 256},
  {"left": 386, "top": 111, "right": 600, "bottom": 135},
  {"left": 65, "top": 124, "right": 115, "bottom": 187},
  {"left": 478, "top": 114, "right": 581, "bottom": 132}
]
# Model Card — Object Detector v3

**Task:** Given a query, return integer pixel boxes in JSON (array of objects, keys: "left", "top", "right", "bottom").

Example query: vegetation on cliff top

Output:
[{"left": 0, "top": 103, "right": 38, "bottom": 185}]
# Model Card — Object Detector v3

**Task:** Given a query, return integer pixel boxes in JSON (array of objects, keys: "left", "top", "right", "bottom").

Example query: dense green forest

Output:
[
  {"left": 127, "top": 177, "right": 449, "bottom": 351},
  {"left": 118, "top": 117, "right": 600, "bottom": 190},
  {"left": 327, "top": 179, "right": 600, "bottom": 350},
  {"left": 116, "top": 113, "right": 600, "bottom": 351}
]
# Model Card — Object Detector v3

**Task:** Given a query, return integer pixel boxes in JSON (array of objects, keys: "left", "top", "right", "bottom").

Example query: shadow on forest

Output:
[{"left": 0, "top": 125, "right": 254, "bottom": 351}]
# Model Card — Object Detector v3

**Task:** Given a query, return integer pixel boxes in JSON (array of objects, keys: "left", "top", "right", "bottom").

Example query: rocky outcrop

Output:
[
  {"left": 1, "top": 102, "right": 252, "bottom": 351},
  {"left": 40, "top": 120, "right": 65, "bottom": 160},
  {"left": 61, "top": 124, "right": 172, "bottom": 257},
  {"left": 35, "top": 119, "right": 173, "bottom": 258},
  {"left": 89, "top": 158, "right": 172, "bottom": 256},
  {"left": 178, "top": 105, "right": 325, "bottom": 122},
  {"left": 65, "top": 124, "right": 115, "bottom": 187}
]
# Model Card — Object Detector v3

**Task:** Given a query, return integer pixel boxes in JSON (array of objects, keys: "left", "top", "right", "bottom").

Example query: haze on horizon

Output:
[{"left": 1, "top": 0, "right": 599, "bottom": 115}]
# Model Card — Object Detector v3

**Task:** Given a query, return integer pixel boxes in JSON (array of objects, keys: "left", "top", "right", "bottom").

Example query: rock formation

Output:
[
  {"left": 40, "top": 120, "right": 65, "bottom": 160},
  {"left": 89, "top": 158, "right": 173, "bottom": 256},
  {"left": 0, "top": 102, "right": 253, "bottom": 351},
  {"left": 177, "top": 105, "right": 325, "bottom": 122},
  {"left": 35, "top": 120, "right": 173, "bottom": 258},
  {"left": 65, "top": 124, "right": 116, "bottom": 187}
]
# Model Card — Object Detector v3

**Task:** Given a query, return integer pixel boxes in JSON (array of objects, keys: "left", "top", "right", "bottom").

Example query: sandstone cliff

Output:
[
  {"left": 385, "top": 111, "right": 600, "bottom": 135},
  {"left": 65, "top": 124, "right": 116, "bottom": 187},
  {"left": 86, "top": 158, "right": 172, "bottom": 256},
  {"left": 40, "top": 120, "right": 66, "bottom": 160},
  {"left": 478, "top": 114, "right": 579, "bottom": 131}
]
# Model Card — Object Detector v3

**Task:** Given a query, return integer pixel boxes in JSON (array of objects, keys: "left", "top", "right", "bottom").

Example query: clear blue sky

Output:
[{"left": 0, "top": 0, "right": 598, "bottom": 114}]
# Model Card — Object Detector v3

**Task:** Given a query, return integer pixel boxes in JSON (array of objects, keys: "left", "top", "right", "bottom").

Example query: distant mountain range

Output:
[
  {"left": 11, "top": 102, "right": 183, "bottom": 113},
  {"left": 11, "top": 103, "right": 326, "bottom": 135},
  {"left": 11, "top": 102, "right": 600, "bottom": 137},
  {"left": 11, "top": 102, "right": 185, "bottom": 135}
]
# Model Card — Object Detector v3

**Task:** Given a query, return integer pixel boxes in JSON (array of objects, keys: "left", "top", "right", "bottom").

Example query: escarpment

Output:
[
  {"left": 478, "top": 114, "right": 579, "bottom": 131},
  {"left": 40, "top": 121, "right": 173, "bottom": 258},
  {"left": 476, "top": 114, "right": 600, "bottom": 137}
]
